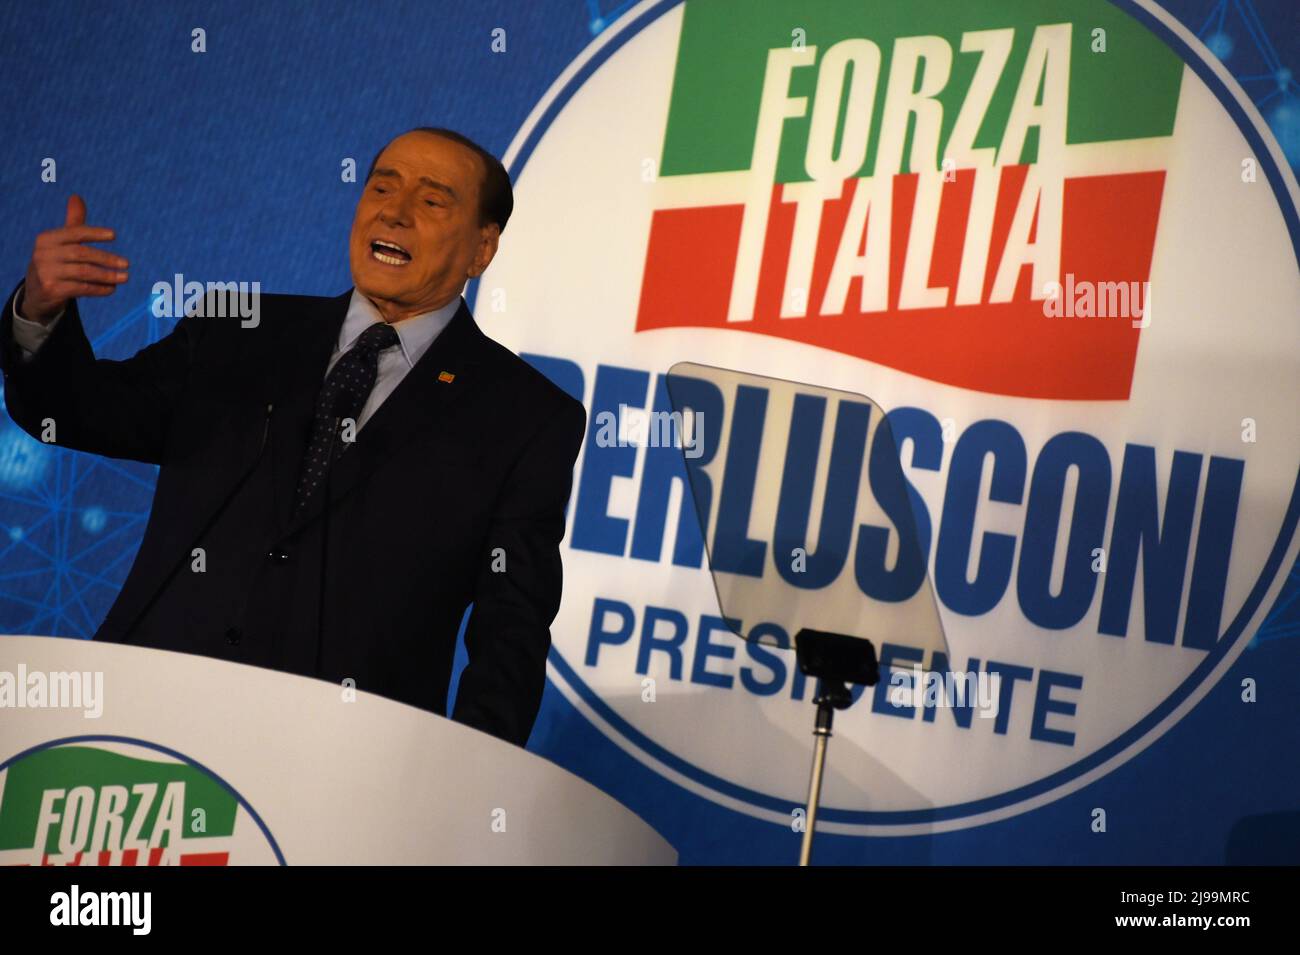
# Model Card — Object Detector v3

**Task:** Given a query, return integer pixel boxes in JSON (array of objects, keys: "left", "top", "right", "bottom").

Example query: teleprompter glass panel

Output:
[{"left": 665, "top": 362, "right": 948, "bottom": 662}]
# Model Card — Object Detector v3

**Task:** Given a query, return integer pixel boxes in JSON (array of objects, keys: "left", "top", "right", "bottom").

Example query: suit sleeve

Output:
[
  {"left": 1, "top": 282, "right": 203, "bottom": 464},
  {"left": 452, "top": 394, "right": 587, "bottom": 747}
]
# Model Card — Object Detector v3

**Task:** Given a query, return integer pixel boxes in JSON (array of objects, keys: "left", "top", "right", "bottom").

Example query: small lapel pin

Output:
[{"left": 438, "top": 371, "right": 456, "bottom": 383}]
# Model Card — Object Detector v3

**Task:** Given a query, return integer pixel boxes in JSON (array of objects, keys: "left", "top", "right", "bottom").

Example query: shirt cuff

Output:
[{"left": 11, "top": 288, "right": 64, "bottom": 362}]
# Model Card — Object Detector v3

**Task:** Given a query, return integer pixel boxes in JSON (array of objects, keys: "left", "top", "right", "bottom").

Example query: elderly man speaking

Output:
[{"left": 0, "top": 127, "right": 586, "bottom": 748}]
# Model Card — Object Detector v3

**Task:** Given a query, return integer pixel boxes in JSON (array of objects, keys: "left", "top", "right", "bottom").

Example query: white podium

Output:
[{"left": 0, "top": 635, "right": 675, "bottom": 865}]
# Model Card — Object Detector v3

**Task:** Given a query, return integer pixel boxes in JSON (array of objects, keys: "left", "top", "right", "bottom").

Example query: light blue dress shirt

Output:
[{"left": 329, "top": 289, "right": 460, "bottom": 430}]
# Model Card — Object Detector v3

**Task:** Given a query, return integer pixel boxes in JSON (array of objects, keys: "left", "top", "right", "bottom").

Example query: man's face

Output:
[{"left": 349, "top": 131, "right": 499, "bottom": 321}]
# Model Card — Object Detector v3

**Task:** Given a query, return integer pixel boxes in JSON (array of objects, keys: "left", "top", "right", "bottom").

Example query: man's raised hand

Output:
[{"left": 21, "top": 194, "right": 129, "bottom": 323}]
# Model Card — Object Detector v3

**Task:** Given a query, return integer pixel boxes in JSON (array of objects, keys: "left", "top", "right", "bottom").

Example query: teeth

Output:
[
  {"left": 372, "top": 250, "right": 408, "bottom": 266},
  {"left": 372, "top": 240, "right": 409, "bottom": 255}
]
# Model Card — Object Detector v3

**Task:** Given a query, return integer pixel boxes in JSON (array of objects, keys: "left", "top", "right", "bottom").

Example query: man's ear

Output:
[{"left": 470, "top": 224, "right": 501, "bottom": 278}]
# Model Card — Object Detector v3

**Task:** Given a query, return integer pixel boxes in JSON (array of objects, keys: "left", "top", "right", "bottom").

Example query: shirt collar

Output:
[{"left": 339, "top": 289, "right": 461, "bottom": 369}]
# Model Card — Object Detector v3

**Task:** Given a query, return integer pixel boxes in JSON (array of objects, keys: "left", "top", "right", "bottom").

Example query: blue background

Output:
[{"left": 0, "top": 0, "right": 1296, "bottom": 864}]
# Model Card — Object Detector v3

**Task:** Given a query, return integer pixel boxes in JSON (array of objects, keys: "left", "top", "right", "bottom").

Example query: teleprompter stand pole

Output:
[{"left": 794, "top": 628, "right": 879, "bottom": 867}]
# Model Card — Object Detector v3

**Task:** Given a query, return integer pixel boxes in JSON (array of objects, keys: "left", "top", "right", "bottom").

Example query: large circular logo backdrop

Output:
[{"left": 476, "top": 0, "right": 1300, "bottom": 834}]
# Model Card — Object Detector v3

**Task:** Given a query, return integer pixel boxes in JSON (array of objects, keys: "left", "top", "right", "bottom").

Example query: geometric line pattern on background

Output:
[{"left": 0, "top": 295, "right": 172, "bottom": 637}]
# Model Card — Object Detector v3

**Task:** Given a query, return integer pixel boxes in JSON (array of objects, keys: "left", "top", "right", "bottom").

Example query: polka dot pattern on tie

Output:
[{"left": 292, "top": 321, "right": 400, "bottom": 516}]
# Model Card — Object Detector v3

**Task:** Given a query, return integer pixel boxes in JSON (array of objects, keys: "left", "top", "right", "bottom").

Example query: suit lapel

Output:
[
  {"left": 277, "top": 295, "right": 488, "bottom": 538},
  {"left": 102, "top": 290, "right": 348, "bottom": 640},
  {"left": 267, "top": 290, "right": 352, "bottom": 534}
]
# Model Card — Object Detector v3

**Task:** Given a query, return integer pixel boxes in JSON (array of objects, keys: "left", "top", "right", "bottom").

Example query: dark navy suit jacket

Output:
[{"left": 0, "top": 285, "right": 586, "bottom": 747}]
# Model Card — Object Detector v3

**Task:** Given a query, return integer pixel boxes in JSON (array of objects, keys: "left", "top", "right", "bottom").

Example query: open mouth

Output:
[{"left": 370, "top": 239, "right": 412, "bottom": 266}]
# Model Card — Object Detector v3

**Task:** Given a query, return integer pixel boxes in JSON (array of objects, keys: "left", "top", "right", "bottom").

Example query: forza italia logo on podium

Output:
[{"left": 0, "top": 740, "right": 281, "bottom": 866}]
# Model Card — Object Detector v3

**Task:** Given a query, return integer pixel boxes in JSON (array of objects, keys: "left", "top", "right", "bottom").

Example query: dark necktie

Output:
[{"left": 292, "top": 321, "right": 400, "bottom": 515}]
